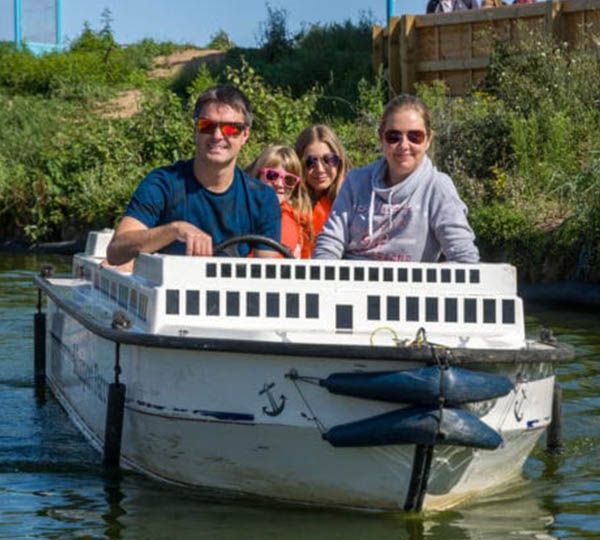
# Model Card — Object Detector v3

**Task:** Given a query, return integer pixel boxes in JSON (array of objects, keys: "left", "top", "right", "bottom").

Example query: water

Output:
[{"left": 1, "top": 254, "right": 599, "bottom": 540}]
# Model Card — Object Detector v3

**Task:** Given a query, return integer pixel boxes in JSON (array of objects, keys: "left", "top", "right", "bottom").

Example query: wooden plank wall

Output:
[{"left": 373, "top": 0, "right": 600, "bottom": 96}]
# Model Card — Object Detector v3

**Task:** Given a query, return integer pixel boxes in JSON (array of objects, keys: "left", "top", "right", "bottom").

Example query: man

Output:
[{"left": 106, "top": 85, "right": 281, "bottom": 266}]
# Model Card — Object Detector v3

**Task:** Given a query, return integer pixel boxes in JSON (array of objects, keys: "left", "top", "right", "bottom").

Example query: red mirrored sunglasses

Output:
[
  {"left": 196, "top": 117, "right": 247, "bottom": 137},
  {"left": 259, "top": 168, "right": 300, "bottom": 189},
  {"left": 383, "top": 129, "right": 427, "bottom": 145},
  {"left": 305, "top": 153, "right": 340, "bottom": 169}
]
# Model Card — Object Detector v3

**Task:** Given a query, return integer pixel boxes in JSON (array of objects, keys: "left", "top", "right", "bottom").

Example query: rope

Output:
[
  {"left": 369, "top": 326, "right": 401, "bottom": 346},
  {"left": 407, "top": 327, "right": 449, "bottom": 359},
  {"left": 286, "top": 369, "right": 326, "bottom": 434},
  {"left": 412, "top": 327, "right": 428, "bottom": 347},
  {"left": 431, "top": 345, "right": 450, "bottom": 442},
  {"left": 285, "top": 369, "right": 321, "bottom": 386}
]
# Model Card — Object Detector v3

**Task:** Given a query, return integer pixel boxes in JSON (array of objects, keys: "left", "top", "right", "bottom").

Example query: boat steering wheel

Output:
[{"left": 214, "top": 235, "right": 294, "bottom": 259}]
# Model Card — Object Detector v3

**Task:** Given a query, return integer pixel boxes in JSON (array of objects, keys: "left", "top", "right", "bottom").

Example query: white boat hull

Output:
[{"left": 46, "top": 298, "right": 554, "bottom": 511}]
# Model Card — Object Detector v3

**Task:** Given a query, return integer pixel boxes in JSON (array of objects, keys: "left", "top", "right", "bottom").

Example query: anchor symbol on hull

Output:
[
  {"left": 259, "top": 382, "right": 286, "bottom": 417},
  {"left": 514, "top": 387, "right": 527, "bottom": 422}
]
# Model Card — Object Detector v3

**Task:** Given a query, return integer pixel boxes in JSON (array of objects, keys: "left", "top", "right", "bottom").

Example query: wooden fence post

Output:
[
  {"left": 399, "top": 15, "right": 417, "bottom": 94},
  {"left": 544, "top": 0, "right": 563, "bottom": 42},
  {"left": 388, "top": 17, "right": 402, "bottom": 96},
  {"left": 372, "top": 25, "right": 385, "bottom": 79}
]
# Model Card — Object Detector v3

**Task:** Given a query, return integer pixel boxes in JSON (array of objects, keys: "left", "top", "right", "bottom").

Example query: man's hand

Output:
[
  {"left": 100, "top": 259, "right": 135, "bottom": 273},
  {"left": 107, "top": 217, "right": 215, "bottom": 264},
  {"left": 173, "top": 221, "right": 213, "bottom": 256}
]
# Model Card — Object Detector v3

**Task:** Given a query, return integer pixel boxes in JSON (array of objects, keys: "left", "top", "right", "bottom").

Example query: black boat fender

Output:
[
  {"left": 319, "top": 366, "right": 514, "bottom": 406},
  {"left": 322, "top": 406, "right": 503, "bottom": 450}
]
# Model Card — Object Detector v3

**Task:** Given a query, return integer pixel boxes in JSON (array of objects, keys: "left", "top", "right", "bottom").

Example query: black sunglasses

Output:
[
  {"left": 305, "top": 153, "right": 341, "bottom": 169},
  {"left": 383, "top": 129, "right": 427, "bottom": 145}
]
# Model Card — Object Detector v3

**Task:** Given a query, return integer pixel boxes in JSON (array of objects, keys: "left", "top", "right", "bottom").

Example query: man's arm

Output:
[{"left": 106, "top": 216, "right": 214, "bottom": 265}]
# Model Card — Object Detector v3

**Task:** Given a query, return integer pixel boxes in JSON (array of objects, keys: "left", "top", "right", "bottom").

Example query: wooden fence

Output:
[{"left": 373, "top": 0, "right": 600, "bottom": 96}]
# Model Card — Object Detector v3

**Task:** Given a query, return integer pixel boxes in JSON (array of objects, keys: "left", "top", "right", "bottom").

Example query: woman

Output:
[
  {"left": 295, "top": 125, "right": 350, "bottom": 258},
  {"left": 313, "top": 94, "right": 479, "bottom": 263},
  {"left": 248, "top": 145, "right": 312, "bottom": 258}
]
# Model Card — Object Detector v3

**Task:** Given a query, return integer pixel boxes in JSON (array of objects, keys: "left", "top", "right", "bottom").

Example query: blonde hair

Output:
[
  {"left": 247, "top": 144, "right": 313, "bottom": 226},
  {"left": 294, "top": 125, "right": 351, "bottom": 205}
]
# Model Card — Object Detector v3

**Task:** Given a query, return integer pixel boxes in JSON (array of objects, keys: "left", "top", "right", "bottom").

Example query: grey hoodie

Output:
[{"left": 312, "top": 156, "right": 479, "bottom": 263}]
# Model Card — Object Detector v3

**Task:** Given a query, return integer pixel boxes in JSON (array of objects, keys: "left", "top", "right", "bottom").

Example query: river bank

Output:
[{"left": 0, "top": 238, "right": 85, "bottom": 254}]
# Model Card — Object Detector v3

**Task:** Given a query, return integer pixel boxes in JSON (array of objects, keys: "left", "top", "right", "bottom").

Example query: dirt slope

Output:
[{"left": 97, "top": 48, "right": 225, "bottom": 119}]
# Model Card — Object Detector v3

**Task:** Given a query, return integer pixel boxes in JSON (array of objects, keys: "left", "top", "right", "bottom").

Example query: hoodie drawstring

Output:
[{"left": 368, "top": 189, "right": 376, "bottom": 237}]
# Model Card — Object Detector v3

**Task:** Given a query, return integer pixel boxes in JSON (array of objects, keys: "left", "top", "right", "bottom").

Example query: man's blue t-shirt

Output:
[{"left": 124, "top": 160, "right": 281, "bottom": 256}]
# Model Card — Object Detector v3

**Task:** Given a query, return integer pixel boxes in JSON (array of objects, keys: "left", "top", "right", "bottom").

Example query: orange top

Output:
[
  {"left": 300, "top": 195, "right": 332, "bottom": 259},
  {"left": 281, "top": 201, "right": 302, "bottom": 258}
]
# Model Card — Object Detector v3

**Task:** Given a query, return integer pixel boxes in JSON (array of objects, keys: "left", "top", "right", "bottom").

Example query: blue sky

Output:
[{"left": 55, "top": 0, "right": 428, "bottom": 48}]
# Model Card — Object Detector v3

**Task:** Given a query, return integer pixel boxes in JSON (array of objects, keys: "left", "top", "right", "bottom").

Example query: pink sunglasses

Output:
[{"left": 259, "top": 168, "right": 300, "bottom": 189}]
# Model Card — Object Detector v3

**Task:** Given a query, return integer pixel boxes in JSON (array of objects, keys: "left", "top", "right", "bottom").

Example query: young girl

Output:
[
  {"left": 248, "top": 145, "right": 312, "bottom": 258},
  {"left": 295, "top": 125, "right": 351, "bottom": 258}
]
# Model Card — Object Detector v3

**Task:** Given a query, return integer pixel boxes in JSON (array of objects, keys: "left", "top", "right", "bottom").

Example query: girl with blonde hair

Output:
[
  {"left": 248, "top": 145, "right": 312, "bottom": 258},
  {"left": 295, "top": 125, "right": 351, "bottom": 258}
]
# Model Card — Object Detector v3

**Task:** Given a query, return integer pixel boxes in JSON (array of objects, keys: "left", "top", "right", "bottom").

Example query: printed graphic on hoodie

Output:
[{"left": 350, "top": 200, "right": 417, "bottom": 261}]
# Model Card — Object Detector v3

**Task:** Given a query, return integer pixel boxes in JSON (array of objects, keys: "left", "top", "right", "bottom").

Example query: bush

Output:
[
  {"left": 185, "top": 65, "right": 220, "bottom": 107},
  {"left": 225, "top": 59, "right": 320, "bottom": 149},
  {"left": 291, "top": 15, "right": 374, "bottom": 116},
  {"left": 483, "top": 28, "right": 600, "bottom": 117},
  {"left": 123, "top": 39, "right": 185, "bottom": 71},
  {"left": 329, "top": 70, "right": 387, "bottom": 168},
  {"left": 469, "top": 203, "right": 546, "bottom": 280},
  {"left": 0, "top": 88, "right": 194, "bottom": 241},
  {"left": 222, "top": 13, "right": 374, "bottom": 118},
  {"left": 0, "top": 47, "right": 136, "bottom": 100},
  {"left": 206, "top": 30, "right": 235, "bottom": 51},
  {"left": 481, "top": 28, "right": 600, "bottom": 217},
  {"left": 418, "top": 82, "right": 513, "bottom": 205},
  {"left": 0, "top": 21, "right": 152, "bottom": 99},
  {"left": 126, "top": 91, "right": 194, "bottom": 165}
]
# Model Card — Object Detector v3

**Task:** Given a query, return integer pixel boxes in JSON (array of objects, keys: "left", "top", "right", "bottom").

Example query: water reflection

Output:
[
  {"left": 103, "top": 476, "right": 126, "bottom": 540},
  {"left": 1, "top": 471, "right": 559, "bottom": 540},
  {"left": 78, "top": 474, "right": 556, "bottom": 540}
]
